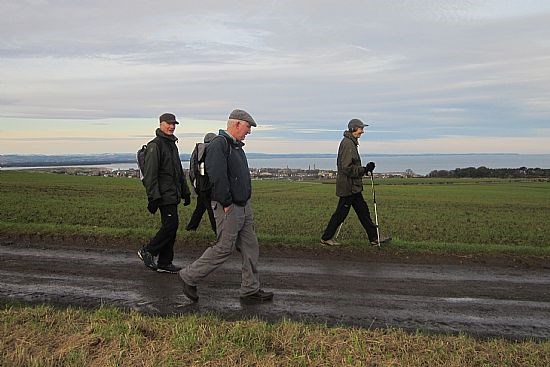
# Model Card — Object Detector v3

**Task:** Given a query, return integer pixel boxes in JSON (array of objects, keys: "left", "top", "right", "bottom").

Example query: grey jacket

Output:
[
  {"left": 205, "top": 129, "right": 252, "bottom": 207},
  {"left": 335, "top": 131, "right": 368, "bottom": 197}
]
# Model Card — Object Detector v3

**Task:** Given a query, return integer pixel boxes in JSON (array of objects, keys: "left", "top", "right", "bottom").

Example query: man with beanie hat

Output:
[
  {"left": 138, "top": 112, "right": 191, "bottom": 273},
  {"left": 320, "top": 118, "right": 386, "bottom": 246},
  {"left": 179, "top": 108, "right": 273, "bottom": 303}
]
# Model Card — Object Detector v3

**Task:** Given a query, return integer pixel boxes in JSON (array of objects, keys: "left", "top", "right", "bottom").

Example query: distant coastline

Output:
[
  {"left": 0, "top": 152, "right": 525, "bottom": 167},
  {"left": 2, "top": 153, "right": 549, "bottom": 175}
]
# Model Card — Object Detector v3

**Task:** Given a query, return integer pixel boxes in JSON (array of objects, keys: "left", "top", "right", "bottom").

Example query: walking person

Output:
[
  {"left": 186, "top": 133, "right": 217, "bottom": 234},
  {"left": 138, "top": 113, "right": 191, "bottom": 273},
  {"left": 179, "top": 109, "right": 274, "bottom": 303},
  {"left": 321, "top": 118, "right": 388, "bottom": 246}
]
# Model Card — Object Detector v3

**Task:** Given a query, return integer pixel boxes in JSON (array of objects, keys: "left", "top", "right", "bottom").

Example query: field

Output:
[
  {"left": 1, "top": 171, "right": 550, "bottom": 366},
  {"left": 1, "top": 171, "right": 549, "bottom": 255}
]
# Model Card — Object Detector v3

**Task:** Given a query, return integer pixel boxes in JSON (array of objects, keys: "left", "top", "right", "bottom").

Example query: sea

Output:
[{"left": 3, "top": 154, "right": 550, "bottom": 176}]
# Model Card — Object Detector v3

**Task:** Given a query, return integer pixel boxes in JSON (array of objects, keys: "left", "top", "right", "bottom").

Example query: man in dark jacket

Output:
[
  {"left": 178, "top": 109, "right": 273, "bottom": 303},
  {"left": 186, "top": 132, "right": 217, "bottom": 233},
  {"left": 138, "top": 113, "right": 191, "bottom": 273},
  {"left": 321, "top": 118, "right": 383, "bottom": 246}
]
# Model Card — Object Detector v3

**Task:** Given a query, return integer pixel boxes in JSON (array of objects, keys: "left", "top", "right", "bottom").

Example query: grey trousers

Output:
[{"left": 179, "top": 200, "right": 260, "bottom": 296}]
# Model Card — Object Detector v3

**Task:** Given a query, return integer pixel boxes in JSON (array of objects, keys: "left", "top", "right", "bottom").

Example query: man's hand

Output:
[
  {"left": 183, "top": 194, "right": 191, "bottom": 206},
  {"left": 147, "top": 199, "right": 160, "bottom": 214},
  {"left": 365, "top": 161, "right": 376, "bottom": 173}
]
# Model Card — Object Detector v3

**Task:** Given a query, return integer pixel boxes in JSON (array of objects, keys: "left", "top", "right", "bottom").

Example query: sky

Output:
[{"left": 1, "top": 0, "right": 550, "bottom": 155}]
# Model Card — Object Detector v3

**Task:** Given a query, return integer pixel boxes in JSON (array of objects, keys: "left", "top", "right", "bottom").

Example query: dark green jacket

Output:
[
  {"left": 205, "top": 130, "right": 252, "bottom": 207},
  {"left": 143, "top": 128, "right": 190, "bottom": 206},
  {"left": 335, "top": 131, "right": 368, "bottom": 197}
]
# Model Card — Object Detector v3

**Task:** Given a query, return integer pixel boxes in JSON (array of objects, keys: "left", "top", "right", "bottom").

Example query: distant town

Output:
[{"left": 22, "top": 166, "right": 419, "bottom": 180}]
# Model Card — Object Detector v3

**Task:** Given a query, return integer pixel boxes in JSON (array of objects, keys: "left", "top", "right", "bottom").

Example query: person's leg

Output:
[
  {"left": 156, "top": 204, "right": 179, "bottom": 266},
  {"left": 321, "top": 196, "right": 352, "bottom": 241},
  {"left": 204, "top": 192, "right": 217, "bottom": 233},
  {"left": 351, "top": 193, "right": 378, "bottom": 242},
  {"left": 180, "top": 202, "right": 244, "bottom": 285},
  {"left": 186, "top": 195, "right": 207, "bottom": 231},
  {"left": 235, "top": 201, "right": 260, "bottom": 296},
  {"left": 145, "top": 204, "right": 177, "bottom": 256}
]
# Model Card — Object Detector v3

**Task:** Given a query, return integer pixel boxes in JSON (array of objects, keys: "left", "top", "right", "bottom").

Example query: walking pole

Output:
[{"left": 370, "top": 171, "right": 381, "bottom": 247}]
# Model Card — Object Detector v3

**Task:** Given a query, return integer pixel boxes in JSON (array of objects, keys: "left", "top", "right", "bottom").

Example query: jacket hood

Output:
[
  {"left": 343, "top": 130, "right": 359, "bottom": 146},
  {"left": 156, "top": 128, "right": 178, "bottom": 142}
]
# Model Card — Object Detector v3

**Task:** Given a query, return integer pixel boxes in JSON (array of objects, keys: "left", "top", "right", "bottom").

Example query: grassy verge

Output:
[
  {"left": 1, "top": 302, "right": 548, "bottom": 367},
  {"left": 1, "top": 171, "right": 549, "bottom": 256}
]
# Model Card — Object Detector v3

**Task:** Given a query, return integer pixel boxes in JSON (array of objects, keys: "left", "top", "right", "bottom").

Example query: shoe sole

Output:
[
  {"left": 240, "top": 296, "right": 274, "bottom": 304},
  {"left": 371, "top": 237, "right": 392, "bottom": 246},
  {"left": 157, "top": 268, "right": 181, "bottom": 274}
]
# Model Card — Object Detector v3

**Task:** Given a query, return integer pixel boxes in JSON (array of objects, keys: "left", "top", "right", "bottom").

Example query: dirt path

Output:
[{"left": 1, "top": 239, "right": 549, "bottom": 340}]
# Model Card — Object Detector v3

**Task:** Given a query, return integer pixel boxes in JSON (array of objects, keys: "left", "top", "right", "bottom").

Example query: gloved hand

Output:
[
  {"left": 183, "top": 194, "right": 191, "bottom": 206},
  {"left": 365, "top": 161, "right": 376, "bottom": 173},
  {"left": 147, "top": 199, "right": 160, "bottom": 214}
]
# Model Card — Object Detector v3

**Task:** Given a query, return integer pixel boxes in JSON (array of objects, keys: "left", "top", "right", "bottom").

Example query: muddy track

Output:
[{"left": 1, "top": 237, "right": 549, "bottom": 340}]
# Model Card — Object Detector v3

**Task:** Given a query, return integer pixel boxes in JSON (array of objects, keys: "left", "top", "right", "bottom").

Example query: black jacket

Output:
[
  {"left": 143, "top": 128, "right": 190, "bottom": 205},
  {"left": 205, "top": 130, "right": 252, "bottom": 207}
]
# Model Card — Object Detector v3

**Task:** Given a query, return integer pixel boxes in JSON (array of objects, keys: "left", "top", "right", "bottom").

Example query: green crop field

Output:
[
  {"left": 2, "top": 171, "right": 550, "bottom": 365},
  {"left": 1, "top": 171, "right": 549, "bottom": 255}
]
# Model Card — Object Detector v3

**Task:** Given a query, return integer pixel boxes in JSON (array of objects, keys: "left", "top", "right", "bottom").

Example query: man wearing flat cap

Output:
[
  {"left": 321, "top": 118, "right": 384, "bottom": 246},
  {"left": 138, "top": 112, "right": 191, "bottom": 273},
  {"left": 179, "top": 109, "right": 274, "bottom": 303}
]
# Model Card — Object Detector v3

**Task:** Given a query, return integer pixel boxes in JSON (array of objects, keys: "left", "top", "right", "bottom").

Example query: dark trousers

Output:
[
  {"left": 145, "top": 204, "right": 178, "bottom": 266},
  {"left": 186, "top": 191, "right": 216, "bottom": 233},
  {"left": 322, "top": 192, "right": 378, "bottom": 242}
]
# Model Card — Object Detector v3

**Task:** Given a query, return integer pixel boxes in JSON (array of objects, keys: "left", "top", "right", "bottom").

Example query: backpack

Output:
[
  {"left": 190, "top": 135, "right": 230, "bottom": 193},
  {"left": 137, "top": 144, "right": 147, "bottom": 181},
  {"left": 190, "top": 142, "right": 211, "bottom": 193}
]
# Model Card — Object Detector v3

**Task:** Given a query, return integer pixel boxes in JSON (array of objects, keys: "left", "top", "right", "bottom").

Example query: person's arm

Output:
[
  {"left": 143, "top": 142, "right": 161, "bottom": 202},
  {"left": 339, "top": 142, "right": 366, "bottom": 178}
]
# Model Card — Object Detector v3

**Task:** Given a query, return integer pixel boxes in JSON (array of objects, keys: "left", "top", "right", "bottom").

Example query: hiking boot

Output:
[
  {"left": 370, "top": 236, "right": 392, "bottom": 246},
  {"left": 240, "top": 289, "right": 274, "bottom": 303},
  {"left": 137, "top": 248, "right": 157, "bottom": 270},
  {"left": 179, "top": 274, "right": 199, "bottom": 302},
  {"left": 157, "top": 263, "right": 182, "bottom": 273},
  {"left": 320, "top": 238, "right": 341, "bottom": 246}
]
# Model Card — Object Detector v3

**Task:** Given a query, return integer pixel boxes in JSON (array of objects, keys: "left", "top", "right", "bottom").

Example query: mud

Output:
[{"left": 1, "top": 234, "right": 549, "bottom": 340}]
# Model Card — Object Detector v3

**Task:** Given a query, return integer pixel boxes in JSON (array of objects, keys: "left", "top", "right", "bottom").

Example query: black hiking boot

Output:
[
  {"left": 156, "top": 263, "right": 182, "bottom": 273},
  {"left": 179, "top": 273, "right": 199, "bottom": 302},
  {"left": 240, "top": 289, "right": 274, "bottom": 303},
  {"left": 137, "top": 248, "right": 157, "bottom": 270}
]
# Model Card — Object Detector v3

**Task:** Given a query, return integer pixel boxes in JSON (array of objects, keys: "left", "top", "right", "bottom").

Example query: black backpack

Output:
[
  {"left": 137, "top": 144, "right": 147, "bottom": 181},
  {"left": 137, "top": 137, "right": 161, "bottom": 181}
]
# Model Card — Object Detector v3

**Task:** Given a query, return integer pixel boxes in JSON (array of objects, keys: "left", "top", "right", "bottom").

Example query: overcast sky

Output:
[{"left": 1, "top": 0, "right": 550, "bottom": 154}]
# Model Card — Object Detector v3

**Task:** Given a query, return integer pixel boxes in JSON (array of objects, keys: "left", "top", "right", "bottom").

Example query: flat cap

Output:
[
  {"left": 159, "top": 112, "right": 179, "bottom": 124},
  {"left": 347, "top": 118, "right": 368, "bottom": 130},
  {"left": 229, "top": 109, "right": 256, "bottom": 127}
]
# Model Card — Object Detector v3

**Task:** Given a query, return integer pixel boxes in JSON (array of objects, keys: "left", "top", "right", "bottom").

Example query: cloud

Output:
[{"left": 1, "top": 1, "right": 550, "bottom": 154}]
